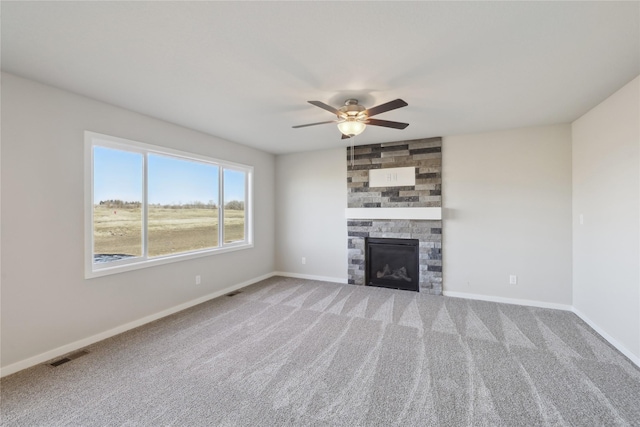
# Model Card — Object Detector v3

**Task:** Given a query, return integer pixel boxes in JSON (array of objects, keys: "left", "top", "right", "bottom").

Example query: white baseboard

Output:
[
  {"left": 273, "top": 271, "right": 348, "bottom": 284},
  {"left": 443, "top": 290, "right": 573, "bottom": 311},
  {"left": 572, "top": 307, "right": 640, "bottom": 368},
  {"left": 0, "top": 272, "right": 276, "bottom": 378}
]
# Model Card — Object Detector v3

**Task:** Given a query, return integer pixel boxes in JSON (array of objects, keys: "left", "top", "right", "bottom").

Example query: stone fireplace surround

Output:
[{"left": 346, "top": 137, "right": 442, "bottom": 295}]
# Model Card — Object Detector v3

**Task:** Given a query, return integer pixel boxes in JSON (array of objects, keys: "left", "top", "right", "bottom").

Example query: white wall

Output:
[
  {"left": 275, "top": 148, "right": 347, "bottom": 282},
  {"left": 1, "top": 73, "right": 276, "bottom": 370},
  {"left": 442, "top": 124, "right": 573, "bottom": 307},
  {"left": 572, "top": 76, "right": 640, "bottom": 363}
]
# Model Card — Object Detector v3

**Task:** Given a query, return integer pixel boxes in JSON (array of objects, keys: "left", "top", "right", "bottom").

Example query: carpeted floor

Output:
[{"left": 2, "top": 276, "right": 639, "bottom": 426}]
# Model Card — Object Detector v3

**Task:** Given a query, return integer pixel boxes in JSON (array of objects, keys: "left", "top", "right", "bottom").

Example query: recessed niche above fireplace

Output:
[
  {"left": 369, "top": 166, "right": 416, "bottom": 187},
  {"left": 366, "top": 238, "right": 419, "bottom": 292}
]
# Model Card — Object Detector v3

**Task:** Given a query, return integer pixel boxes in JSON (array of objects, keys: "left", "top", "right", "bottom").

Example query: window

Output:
[
  {"left": 147, "top": 154, "right": 219, "bottom": 257},
  {"left": 223, "top": 168, "right": 246, "bottom": 244},
  {"left": 85, "top": 132, "right": 253, "bottom": 278}
]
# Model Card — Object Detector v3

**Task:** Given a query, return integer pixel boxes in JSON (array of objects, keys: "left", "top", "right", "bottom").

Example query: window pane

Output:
[
  {"left": 223, "top": 169, "right": 246, "bottom": 244},
  {"left": 93, "top": 147, "right": 143, "bottom": 263},
  {"left": 148, "top": 154, "right": 219, "bottom": 257}
]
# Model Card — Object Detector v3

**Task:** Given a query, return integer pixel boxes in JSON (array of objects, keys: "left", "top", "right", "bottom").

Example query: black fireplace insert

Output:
[{"left": 365, "top": 237, "right": 419, "bottom": 292}]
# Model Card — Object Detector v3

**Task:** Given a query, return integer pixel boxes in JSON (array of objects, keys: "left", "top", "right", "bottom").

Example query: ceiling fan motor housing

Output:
[{"left": 339, "top": 99, "right": 367, "bottom": 120}]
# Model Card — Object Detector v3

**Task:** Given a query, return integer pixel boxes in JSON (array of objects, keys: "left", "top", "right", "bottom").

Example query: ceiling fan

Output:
[{"left": 292, "top": 98, "right": 409, "bottom": 139}]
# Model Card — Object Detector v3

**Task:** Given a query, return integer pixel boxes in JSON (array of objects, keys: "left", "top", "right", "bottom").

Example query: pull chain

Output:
[{"left": 350, "top": 134, "right": 356, "bottom": 167}]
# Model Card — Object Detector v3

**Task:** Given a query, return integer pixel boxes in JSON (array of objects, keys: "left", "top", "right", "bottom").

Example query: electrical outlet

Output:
[
  {"left": 301, "top": 257, "right": 306, "bottom": 265},
  {"left": 509, "top": 275, "right": 517, "bottom": 285},
  {"left": 195, "top": 275, "right": 201, "bottom": 285}
]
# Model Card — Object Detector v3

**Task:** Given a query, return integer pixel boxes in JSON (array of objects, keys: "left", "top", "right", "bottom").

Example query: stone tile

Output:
[
  {"left": 417, "top": 196, "right": 441, "bottom": 202},
  {"left": 381, "top": 201, "right": 415, "bottom": 208},
  {"left": 408, "top": 137, "right": 442, "bottom": 147},
  {"left": 409, "top": 147, "right": 442, "bottom": 155},
  {"left": 413, "top": 184, "right": 436, "bottom": 191},
  {"left": 381, "top": 150, "right": 410, "bottom": 157},
  {"left": 415, "top": 173, "right": 438, "bottom": 180},
  {"left": 351, "top": 175, "right": 370, "bottom": 183},
  {"left": 392, "top": 196, "right": 420, "bottom": 202},
  {"left": 381, "top": 232, "right": 411, "bottom": 239},
  {"left": 348, "top": 164, "right": 382, "bottom": 171},
  {"left": 347, "top": 220, "right": 373, "bottom": 227},
  {"left": 411, "top": 234, "right": 440, "bottom": 241},
  {"left": 351, "top": 146, "right": 372, "bottom": 154},
  {"left": 351, "top": 152, "right": 381, "bottom": 160},
  {"left": 372, "top": 220, "right": 397, "bottom": 227},
  {"left": 378, "top": 142, "right": 410, "bottom": 149},
  {"left": 417, "top": 169, "right": 441, "bottom": 176},
  {"left": 412, "top": 153, "right": 442, "bottom": 160},
  {"left": 348, "top": 226, "right": 374, "bottom": 233},
  {"left": 348, "top": 231, "right": 370, "bottom": 238},
  {"left": 351, "top": 191, "right": 382, "bottom": 198},
  {"left": 397, "top": 190, "right": 419, "bottom": 197},
  {"left": 371, "top": 157, "right": 396, "bottom": 164},
  {"left": 381, "top": 227, "right": 412, "bottom": 234},
  {"left": 351, "top": 158, "right": 373, "bottom": 165},
  {"left": 390, "top": 160, "right": 422, "bottom": 168}
]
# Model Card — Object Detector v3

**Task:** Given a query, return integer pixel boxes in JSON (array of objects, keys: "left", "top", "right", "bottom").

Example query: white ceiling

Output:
[{"left": 2, "top": 1, "right": 639, "bottom": 154}]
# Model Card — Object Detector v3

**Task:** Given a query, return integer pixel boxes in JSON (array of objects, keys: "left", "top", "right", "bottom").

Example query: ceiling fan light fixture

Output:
[{"left": 337, "top": 120, "right": 366, "bottom": 137}]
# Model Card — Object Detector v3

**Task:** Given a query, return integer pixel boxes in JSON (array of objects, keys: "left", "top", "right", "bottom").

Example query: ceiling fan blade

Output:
[
  {"left": 292, "top": 120, "right": 337, "bottom": 129},
  {"left": 365, "top": 118, "right": 410, "bottom": 129},
  {"left": 308, "top": 100, "right": 343, "bottom": 117},
  {"left": 365, "top": 99, "right": 408, "bottom": 118}
]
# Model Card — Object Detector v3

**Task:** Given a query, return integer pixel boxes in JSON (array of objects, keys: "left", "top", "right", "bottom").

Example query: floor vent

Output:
[
  {"left": 48, "top": 350, "right": 90, "bottom": 367},
  {"left": 226, "top": 290, "right": 242, "bottom": 297}
]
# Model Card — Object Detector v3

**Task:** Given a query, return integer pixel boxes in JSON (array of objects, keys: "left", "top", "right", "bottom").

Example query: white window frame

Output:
[{"left": 84, "top": 131, "right": 253, "bottom": 279}]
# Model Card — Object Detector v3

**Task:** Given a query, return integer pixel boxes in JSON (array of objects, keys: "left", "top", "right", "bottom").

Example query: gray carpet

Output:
[{"left": 2, "top": 276, "right": 640, "bottom": 426}]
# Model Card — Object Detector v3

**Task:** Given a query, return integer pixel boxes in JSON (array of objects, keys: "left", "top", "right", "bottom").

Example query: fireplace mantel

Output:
[{"left": 345, "top": 207, "right": 441, "bottom": 220}]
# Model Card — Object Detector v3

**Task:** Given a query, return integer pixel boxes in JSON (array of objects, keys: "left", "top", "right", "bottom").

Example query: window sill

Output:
[{"left": 85, "top": 243, "right": 253, "bottom": 279}]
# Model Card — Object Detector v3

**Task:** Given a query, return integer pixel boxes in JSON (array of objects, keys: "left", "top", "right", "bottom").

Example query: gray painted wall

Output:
[
  {"left": 572, "top": 76, "right": 640, "bottom": 361},
  {"left": 275, "top": 148, "right": 347, "bottom": 281},
  {"left": 1, "top": 73, "right": 276, "bottom": 368},
  {"left": 442, "top": 124, "right": 573, "bottom": 306}
]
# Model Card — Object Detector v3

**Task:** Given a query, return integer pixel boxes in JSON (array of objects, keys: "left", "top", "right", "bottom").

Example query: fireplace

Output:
[
  {"left": 346, "top": 138, "right": 443, "bottom": 294},
  {"left": 365, "top": 237, "right": 420, "bottom": 292}
]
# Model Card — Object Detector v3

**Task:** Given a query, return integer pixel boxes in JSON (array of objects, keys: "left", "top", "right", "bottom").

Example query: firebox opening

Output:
[{"left": 365, "top": 237, "right": 419, "bottom": 292}]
